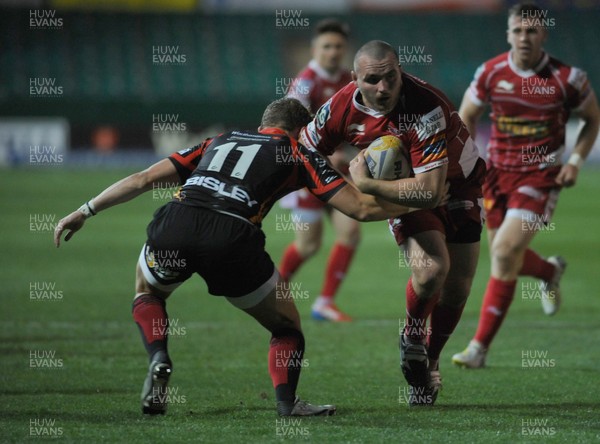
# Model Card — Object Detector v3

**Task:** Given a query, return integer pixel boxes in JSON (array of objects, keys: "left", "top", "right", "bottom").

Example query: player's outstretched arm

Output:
[
  {"left": 458, "top": 89, "right": 485, "bottom": 140},
  {"left": 349, "top": 151, "right": 447, "bottom": 209},
  {"left": 54, "top": 159, "right": 179, "bottom": 247},
  {"left": 326, "top": 183, "right": 411, "bottom": 222},
  {"left": 556, "top": 90, "right": 600, "bottom": 187}
]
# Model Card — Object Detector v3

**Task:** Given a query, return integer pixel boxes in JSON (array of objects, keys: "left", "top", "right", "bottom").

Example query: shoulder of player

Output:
[
  {"left": 293, "top": 66, "right": 319, "bottom": 85},
  {"left": 317, "top": 82, "right": 355, "bottom": 122},
  {"left": 402, "top": 72, "right": 455, "bottom": 114},
  {"left": 475, "top": 52, "right": 511, "bottom": 79},
  {"left": 546, "top": 55, "right": 584, "bottom": 81}
]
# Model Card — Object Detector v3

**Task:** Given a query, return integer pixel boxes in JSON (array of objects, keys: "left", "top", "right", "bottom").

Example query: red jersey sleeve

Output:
[
  {"left": 299, "top": 97, "right": 345, "bottom": 156},
  {"left": 467, "top": 62, "right": 490, "bottom": 107},
  {"left": 565, "top": 66, "right": 592, "bottom": 111},
  {"left": 296, "top": 142, "right": 346, "bottom": 201},
  {"left": 407, "top": 105, "right": 450, "bottom": 175},
  {"left": 168, "top": 138, "right": 212, "bottom": 183}
]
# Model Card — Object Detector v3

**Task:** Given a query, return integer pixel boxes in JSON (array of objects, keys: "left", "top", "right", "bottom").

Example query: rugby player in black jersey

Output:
[{"left": 54, "top": 98, "right": 411, "bottom": 417}]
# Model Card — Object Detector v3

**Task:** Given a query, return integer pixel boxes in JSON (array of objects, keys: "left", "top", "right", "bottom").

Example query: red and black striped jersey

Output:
[{"left": 167, "top": 128, "right": 346, "bottom": 226}]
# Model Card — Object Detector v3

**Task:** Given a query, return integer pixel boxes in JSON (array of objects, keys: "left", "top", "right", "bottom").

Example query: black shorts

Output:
[{"left": 138, "top": 203, "right": 277, "bottom": 307}]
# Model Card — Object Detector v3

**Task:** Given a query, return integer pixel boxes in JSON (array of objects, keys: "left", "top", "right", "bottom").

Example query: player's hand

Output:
[
  {"left": 54, "top": 211, "right": 86, "bottom": 248},
  {"left": 349, "top": 150, "right": 371, "bottom": 190},
  {"left": 555, "top": 164, "right": 579, "bottom": 188}
]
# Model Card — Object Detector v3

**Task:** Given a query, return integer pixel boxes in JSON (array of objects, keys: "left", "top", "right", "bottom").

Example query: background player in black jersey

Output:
[{"left": 54, "top": 98, "right": 409, "bottom": 417}]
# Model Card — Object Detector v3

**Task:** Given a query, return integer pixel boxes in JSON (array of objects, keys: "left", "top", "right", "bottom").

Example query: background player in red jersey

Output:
[
  {"left": 305, "top": 40, "right": 486, "bottom": 405},
  {"left": 53, "top": 98, "right": 410, "bottom": 417},
  {"left": 452, "top": 3, "right": 600, "bottom": 368},
  {"left": 279, "top": 19, "right": 359, "bottom": 322}
]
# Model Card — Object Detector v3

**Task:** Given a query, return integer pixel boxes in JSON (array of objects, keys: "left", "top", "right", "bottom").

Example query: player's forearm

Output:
[
  {"left": 358, "top": 195, "right": 411, "bottom": 221},
  {"left": 88, "top": 171, "right": 154, "bottom": 213},
  {"left": 358, "top": 177, "right": 442, "bottom": 209},
  {"left": 462, "top": 117, "right": 478, "bottom": 141},
  {"left": 86, "top": 159, "right": 180, "bottom": 214},
  {"left": 572, "top": 116, "right": 600, "bottom": 161}
]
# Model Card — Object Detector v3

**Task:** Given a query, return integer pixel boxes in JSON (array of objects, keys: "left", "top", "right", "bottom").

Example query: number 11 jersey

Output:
[{"left": 167, "top": 127, "right": 346, "bottom": 226}]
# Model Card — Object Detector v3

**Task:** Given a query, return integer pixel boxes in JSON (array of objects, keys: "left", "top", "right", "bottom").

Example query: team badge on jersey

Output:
[{"left": 495, "top": 80, "right": 515, "bottom": 93}]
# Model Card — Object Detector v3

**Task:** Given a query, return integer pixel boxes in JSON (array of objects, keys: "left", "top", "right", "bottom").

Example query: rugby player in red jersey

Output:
[
  {"left": 303, "top": 40, "right": 486, "bottom": 405},
  {"left": 54, "top": 98, "right": 409, "bottom": 417},
  {"left": 452, "top": 3, "right": 600, "bottom": 369},
  {"left": 280, "top": 19, "right": 359, "bottom": 322}
]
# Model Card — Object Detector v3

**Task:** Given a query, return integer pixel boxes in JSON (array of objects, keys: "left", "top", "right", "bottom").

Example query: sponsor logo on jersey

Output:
[
  {"left": 177, "top": 147, "right": 193, "bottom": 156},
  {"left": 315, "top": 99, "right": 332, "bottom": 130},
  {"left": 495, "top": 80, "right": 515, "bottom": 93},
  {"left": 323, "top": 175, "right": 337, "bottom": 185},
  {"left": 496, "top": 117, "right": 550, "bottom": 138},
  {"left": 183, "top": 175, "right": 258, "bottom": 207},
  {"left": 415, "top": 106, "right": 446, "bottom": 142}
]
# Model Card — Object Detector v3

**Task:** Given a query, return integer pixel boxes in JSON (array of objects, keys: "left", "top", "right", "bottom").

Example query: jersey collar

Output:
[
  {"left": 309, "top": 59, "right": 344, "bottom": 83},
  {"left": 507, "top": 50, "right": 549, "bottom": 78},
  {"left": 352, "top": 88, "right": 387, "bottom": 118},
  {"left": 259, "top": 127, "right": 287, "bottom": 135}
]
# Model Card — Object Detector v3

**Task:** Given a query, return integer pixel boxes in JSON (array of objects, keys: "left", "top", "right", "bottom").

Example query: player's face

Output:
[
  {"left": 507, "top": 14, "right": 547, "bottom": 69},
  {"left": 312, "top": 32, "right": 347, "bottom": 73},
  {"left": 352, "top": 53, "right": 402, "bottom": 115}
]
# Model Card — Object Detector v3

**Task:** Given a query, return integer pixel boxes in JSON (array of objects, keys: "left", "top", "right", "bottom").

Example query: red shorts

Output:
[
  {"left": 483, "top": 165, "right": 561, "bottom": 229},
  {"left": 388, "top": 158, "right": 486, "bottom": 245}
]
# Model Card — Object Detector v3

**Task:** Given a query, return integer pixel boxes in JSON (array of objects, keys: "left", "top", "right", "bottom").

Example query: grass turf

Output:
[{"left": 1, "top": 167, "right": 599, "bottom": 443}]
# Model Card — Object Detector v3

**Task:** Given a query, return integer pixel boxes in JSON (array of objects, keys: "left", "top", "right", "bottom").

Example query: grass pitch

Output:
[{"left": 1, "top": 167, "right": 599, "bottom": 443}]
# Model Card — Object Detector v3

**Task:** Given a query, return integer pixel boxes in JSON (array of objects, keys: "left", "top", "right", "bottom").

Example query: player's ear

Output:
[
  {"left": 351, "top": 70, "right": 358, "bottom": 85},
  {"left": 258, "top": 125, "right": 263, "bottom": 131}
]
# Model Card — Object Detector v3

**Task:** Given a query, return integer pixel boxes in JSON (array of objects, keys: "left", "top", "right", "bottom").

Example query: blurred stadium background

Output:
[{"left": 1, "top": 0, "right": 599, "bottom": 166}]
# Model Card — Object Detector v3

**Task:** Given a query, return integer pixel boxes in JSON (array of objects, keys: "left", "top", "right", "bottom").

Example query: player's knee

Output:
[
  {"left": 491, "top": 240, "right": 523, "bottom": 266},
  {"left": 295, "top": 237, "right": 321, "bottom": 258},
  {"left": 135, "top": 265, "right": 170, "bottom": 300},
  {"left": 412, "top": 261, "right": 448, "bottom": 293},
  {"left": 271, "top": 327, "right": 305, "bottom": 348},
  {"left": 336, "top": 226, "right": 361, "bottom": 247}
]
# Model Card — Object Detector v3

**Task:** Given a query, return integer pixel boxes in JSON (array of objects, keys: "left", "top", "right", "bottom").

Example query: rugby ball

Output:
[{"left": 364, "top": 135, "right": 411, "bottom": 180}]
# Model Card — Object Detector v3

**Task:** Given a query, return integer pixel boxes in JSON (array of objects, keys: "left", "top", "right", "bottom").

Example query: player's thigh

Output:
[
  {"left": 293, "top": 216, "right": 323, "bottom": 256},
  {"left": 135, "top": 263, "right": 173, "bottom": 300},
  {"left": 330, "top": 207, "right": 361, "bottom": 246},
  {"left": 486, "top": 228, "right": 498, "bottom": 258},
  {"left": 403, "top": 230, "right": 449, "bottom": 290},
  {"left": 241, "top": 278, "right": 302, "bottom": 333},
  {"left": 492, "top": 214, "right": 538, "bottom": 257},
  {"left": 442, "top": 241, "right": 480, "bottom": 306}
]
